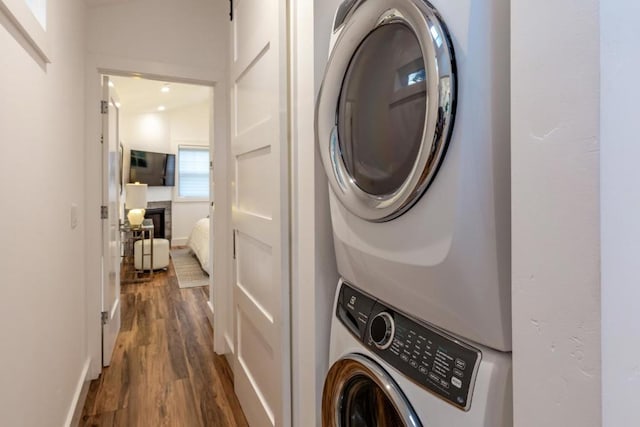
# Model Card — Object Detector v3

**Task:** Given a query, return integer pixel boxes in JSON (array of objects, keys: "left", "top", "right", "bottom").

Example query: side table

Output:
[{"left": 120, "top": 218, "right": 154, "bottom": 283}]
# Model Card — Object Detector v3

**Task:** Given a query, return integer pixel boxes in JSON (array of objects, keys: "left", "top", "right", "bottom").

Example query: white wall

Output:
[
  {"left": 85, "top": 0, "right": 228, "bottom": 378},
  {"left": 86, "top": 0, "right": 226, "bottom": 75},
  {"left": 290, "top": 0, "right": 340, "bottom": 424},
  {"left": 122, "top": 112, "right": 172, "bottom": 200},
  {"left": 601, "top": 2, "right": 640, "bottom": 426},
  {"left": 311, "top": 0, "right": 341, "bottom": 420},
  {"left": 512, "top": 1, "right": 601, "bottom": 425},
  {"left": 0, "top": 0, "right": 89, "bottom": 425},
  {"left": 169, "top": 102, "right": 213, "bottom": 243},
  {"left": 120, "top": 101, "right": 211, "bottom": 245},
  {"left": 314, "top": 0, "right": 340, "bottom": 94}
]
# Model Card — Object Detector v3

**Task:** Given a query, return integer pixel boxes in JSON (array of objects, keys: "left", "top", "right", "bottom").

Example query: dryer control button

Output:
[
  {"left": 455, "top": 358, "right": 466, "bottom": 370},
  {"left": 451, "top": 377, "right": 462, "bottom": 389},
  {"left": 370, "top": 312, "right": 395, "bottom": 350}
]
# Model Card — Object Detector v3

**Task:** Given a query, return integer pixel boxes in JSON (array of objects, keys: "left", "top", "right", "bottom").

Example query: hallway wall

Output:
[
  {"left": 290, "top": 0, "right": 341, "bottom": 423},
  {"left": 86, "top": 0, "right": 226, "bottom": 77},
  {"left": 512, "top": 0, "right": 601, "bottom": 425},
  {"left": 0, "top": 0, "right": 88, "bottom": 425}
]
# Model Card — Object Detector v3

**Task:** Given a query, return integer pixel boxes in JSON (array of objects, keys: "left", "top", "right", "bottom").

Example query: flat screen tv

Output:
[{"left": 129, "top": 149, "right": 176, "bottom": 186}]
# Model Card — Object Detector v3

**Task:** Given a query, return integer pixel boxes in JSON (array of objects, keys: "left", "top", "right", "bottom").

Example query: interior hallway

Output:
[{"left": 80, "top": 261, "right": 247, "bottom": 426}]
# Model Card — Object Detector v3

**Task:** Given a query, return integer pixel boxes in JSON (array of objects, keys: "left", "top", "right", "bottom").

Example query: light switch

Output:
[{"left": 70, "top": 203, "right": 78, "bottom": 229}]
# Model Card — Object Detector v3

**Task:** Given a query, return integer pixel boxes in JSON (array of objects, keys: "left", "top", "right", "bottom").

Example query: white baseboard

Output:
[
  {"left": 172, "top": 237, "right": 188, "bottom": 247},
  {"left": 65, "top": 358, "right": 92, "bottom": 427},
  {"left": 224, "top": 333, "right": 235, "bottom": 356},
  {"left": 207, "top": 299, "right": 215, "bottom": 327}
]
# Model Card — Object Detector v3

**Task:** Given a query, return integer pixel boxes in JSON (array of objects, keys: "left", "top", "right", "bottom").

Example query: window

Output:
[
  {"left": 0, "top": 0, "right": 50, "bottom": 62},
  {"left": 25, "top": 0, "right": 45, "bottom": 29},
  {"left": 178, "top": 146, "right": 209, "bottom": 199}
]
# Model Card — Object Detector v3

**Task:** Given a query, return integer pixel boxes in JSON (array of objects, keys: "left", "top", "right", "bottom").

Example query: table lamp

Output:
[{"left": 125, "top": 182, "right": 147, "bottom": 226}]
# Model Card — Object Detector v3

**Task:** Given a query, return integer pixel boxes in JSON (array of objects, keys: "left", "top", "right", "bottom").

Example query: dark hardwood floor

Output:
[{"left": 81, "top": 260, "right": 248, "bottom": 427}]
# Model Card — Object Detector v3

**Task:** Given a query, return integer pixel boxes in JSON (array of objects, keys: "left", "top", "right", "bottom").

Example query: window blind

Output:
[{"left": 178, "top": 146, "right": 209, "bottom": 198}]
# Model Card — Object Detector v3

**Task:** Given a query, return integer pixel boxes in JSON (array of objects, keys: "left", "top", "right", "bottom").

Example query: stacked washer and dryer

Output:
[{"left": 316, "top": 0, "right": 512, "bottom": 425}]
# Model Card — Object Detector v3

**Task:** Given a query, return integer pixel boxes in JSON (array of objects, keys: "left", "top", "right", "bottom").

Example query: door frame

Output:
[
  {"left": 289, "top": 0, "right": 342, "bottom": 424},
  {"left": 84, "top": 56, "right": 226, "bottom": 379},
  {"left": 101, "top": 76, "right": 122, "bottom": 367}
]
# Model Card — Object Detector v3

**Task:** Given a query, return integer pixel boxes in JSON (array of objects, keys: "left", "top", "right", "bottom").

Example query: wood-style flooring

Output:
[{"left": 80, "top": 260, "right": 248, "bottom": 427}]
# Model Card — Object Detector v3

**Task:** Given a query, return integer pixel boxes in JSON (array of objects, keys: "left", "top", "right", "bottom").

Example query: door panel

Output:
[
  {"left": 235, "top": 50, "right": 273, "bottom": 134},
  {"left": 236, "top": 147, "right": 273, "bottom": 218},
  {"left": 102, "top": 75, "right": 121, "bottom": 367},
  {"left": 236, "top": 231, "right": 274, "bottom": 317},
  {"left": 231, "top": 0, "right": 290, "bottom": 425}
]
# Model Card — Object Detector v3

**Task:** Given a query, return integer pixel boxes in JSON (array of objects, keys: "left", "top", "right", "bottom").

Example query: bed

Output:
[{"left": 186, "top": 217, "right": 211, "bottom": 275}]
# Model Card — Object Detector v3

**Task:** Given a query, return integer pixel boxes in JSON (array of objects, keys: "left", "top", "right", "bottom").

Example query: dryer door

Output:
[
  {"left": 323, "top": 353, "right": 421, "bottom": 427},
  {"left": 317, "top": 0, "right": 455, "bottom": 222}
]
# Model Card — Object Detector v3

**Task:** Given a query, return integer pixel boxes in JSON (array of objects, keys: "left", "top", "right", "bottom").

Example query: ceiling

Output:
[
  {"left": 85, "top": 0, "right": 132, "bottom": 7},
  {"left": 109, "top": 76, "right": 212, "bottom": 115}
]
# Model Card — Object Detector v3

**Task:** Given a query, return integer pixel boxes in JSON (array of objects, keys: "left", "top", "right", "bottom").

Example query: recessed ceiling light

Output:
[
  {"left": 108, "top": 80, "right": 114, "bottom": 88},
  {"left": 157, "top": 105, "right": 166, "bottom": 112},
  {"left": 161, "top": 84, "right": 170, "bottom": 93}
]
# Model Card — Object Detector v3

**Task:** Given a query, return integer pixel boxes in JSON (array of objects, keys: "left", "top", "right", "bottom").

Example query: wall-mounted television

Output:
[{"left": 129, "top": 149, "right": 176, "bottom": 187}]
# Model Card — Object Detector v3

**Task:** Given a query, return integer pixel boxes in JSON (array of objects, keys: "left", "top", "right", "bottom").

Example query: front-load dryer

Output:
[
  {"left": 323, "top": 280, "right": 512, "bottom": 426},
  {"left": 316, "top": 0, "right": 511, "bottom": 350}
]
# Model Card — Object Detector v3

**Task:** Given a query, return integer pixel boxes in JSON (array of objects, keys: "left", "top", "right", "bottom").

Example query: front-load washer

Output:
[
  {"left": 323, "top": 280, "right": 512, "bottom": 426},
  {"left": 316, "top": 0, "right": 511, "bottom": 350}
]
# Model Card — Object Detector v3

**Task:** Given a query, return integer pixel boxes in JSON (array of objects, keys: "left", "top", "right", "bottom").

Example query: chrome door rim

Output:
[
  {"left": 316, "top": 0, "right": 456, "bottom": 222},
  {"left": 322, "top": 353, "right": 422, "bottom": 427}
]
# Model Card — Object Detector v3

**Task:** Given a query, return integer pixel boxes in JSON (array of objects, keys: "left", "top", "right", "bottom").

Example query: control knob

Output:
[{"left": 370, "top": 312, "right": 395, "bottom": 350}]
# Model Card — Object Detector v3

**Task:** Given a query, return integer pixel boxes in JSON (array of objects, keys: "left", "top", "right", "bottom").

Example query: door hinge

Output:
[
  {"left": 232, "top": 229, "right": 236, "bottom": 259},
  {"left": 101, "top": 311, "right": 109, "bottom": 325},
  {"left": 101, "top": 100, "right": 109, "bottom": 114},
  {"left": 100, "top": 205, "right": 108, "bottom": 219},
  {"left": 229, "top": 0, "right": 233, "bottom": 21}
]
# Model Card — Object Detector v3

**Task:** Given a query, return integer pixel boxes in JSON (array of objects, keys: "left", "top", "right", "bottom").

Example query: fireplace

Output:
[{"left": 144, "top": 208, "right": 165, "bottom": 239}]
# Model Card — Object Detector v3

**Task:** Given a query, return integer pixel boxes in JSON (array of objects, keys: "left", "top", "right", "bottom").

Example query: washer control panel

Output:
[
  {"left": 336, "top": 281, "right": 376, "bottom": 340},
  {"left": 369, "top": 312, "right": 395, "bottom": 350},
  {"left": 337, "top": 281, "right": 481, "bottom": 411}
]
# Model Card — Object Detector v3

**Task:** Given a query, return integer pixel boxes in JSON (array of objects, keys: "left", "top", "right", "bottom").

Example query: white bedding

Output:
[{"left": 187, "top": 217, "right": 211, "bottom": 274}]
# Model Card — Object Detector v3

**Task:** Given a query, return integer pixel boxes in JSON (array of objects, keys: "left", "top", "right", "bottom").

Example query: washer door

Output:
[
  {"left": 323, "top": 354, "right": 422, "bottom": 427},
  {"left": 316, "top": 0, "right": 456, "bottom": 222}
]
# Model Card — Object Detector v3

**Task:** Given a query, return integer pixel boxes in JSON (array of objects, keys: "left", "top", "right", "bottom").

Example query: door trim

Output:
[{"left": 85, "top": 60, "right": 220, "bottom": 378}]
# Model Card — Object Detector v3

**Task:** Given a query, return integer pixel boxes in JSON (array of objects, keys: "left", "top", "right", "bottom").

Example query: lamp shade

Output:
[{"left": 125, "top": 183, "right": 147, "bottom": 209}]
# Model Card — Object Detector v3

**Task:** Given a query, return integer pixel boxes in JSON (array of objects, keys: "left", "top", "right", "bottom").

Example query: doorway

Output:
[{"left": 87, "top": 68, "right": 218, "bottom": 377}]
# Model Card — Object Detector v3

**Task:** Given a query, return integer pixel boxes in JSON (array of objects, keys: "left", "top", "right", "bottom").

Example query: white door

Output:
[
  {"left": 230, "top": 0, "right": 290, "bottom": 425},
  {"left": 101, "top": 75, "right": 121, "bottom": 366}
]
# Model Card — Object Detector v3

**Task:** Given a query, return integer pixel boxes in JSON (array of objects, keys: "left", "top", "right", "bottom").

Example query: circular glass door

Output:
[
  {"left": 322, "top": 354, "right": 421, "bottom": 427},
  {"left": 340, "top": 374, "right": 405, "bottom": 426},
  {"left": 316, "top": 0, "right": 456, "bottom": 221},
  {"left": 338, "top": 23, "right": 426, "bottom": 197}
]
